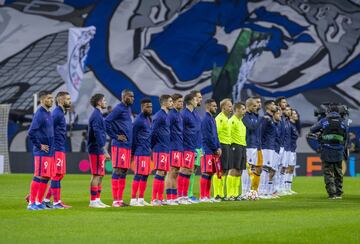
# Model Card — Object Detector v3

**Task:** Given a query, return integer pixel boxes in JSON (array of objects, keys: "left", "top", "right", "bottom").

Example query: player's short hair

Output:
[
  {"left": 220, "top": 98, "right": 232, "bottom": 110},
  {"left": 190, "top": 90, "right": 201, "bottom": 97},
  {"left": 264, "top": 100, "right": 275, "bottom": 109},
  {"left": 55, "top": 91, "right": 69, "bottom": 106},
  {"left": 251, "top": 95, "right": 261, "bottom": 100},
  {"left": 275, "top": 96, "right": 286, "bottom": 105},
  {"left": 172, "top": 93, "right": 183, "bottom": 101},
  {"left": 234, "top": 102, "right": 245, "bottom": 110},
  {"left": 205, "top": 98, "right": 216, "bottom": 105},
  {"left": 184, "top": 93, "right": 195, "bottom": 105},
  {"left": 159, "top": 94, "right": 171, "bottom": 105},
  {"left": 121, "top": 89, "right": 133, "bottom": 98},
  {"left": 90, "top": 93, "right": 104, "bottom": 108},
  {"left": 274, "top": 106, "right": 281, "bottom": 113},
  {"left": 38, "top": 90, "right": 52, "bottom": 100},
  {"left": 245, "top": 97, "right": 253, "bottom": 107},
  {"left": 328, "top": 104, "right": 339, "bottom": 113},
  {"left": 141, "top": 97, "right": 152, "bottom": 104}
]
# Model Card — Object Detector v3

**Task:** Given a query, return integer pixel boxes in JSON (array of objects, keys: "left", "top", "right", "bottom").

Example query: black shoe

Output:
[
  {"left": 228, "top": 196, "right": 236, "bottom": 201},
  {"left": 222, "top": 197, "right": 229, "bottom": 201},
  {"left": 235, "top": 195, "right": 243, "bottom": 201},
  {"left": 44, "top": 201, "right": 53, "bottom": 208},
  {"left": 215, "top": 195, "right": 222, "bottom": 201}
]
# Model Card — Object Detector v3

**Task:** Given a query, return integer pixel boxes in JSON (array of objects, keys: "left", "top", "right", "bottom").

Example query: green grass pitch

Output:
[{"left": 0, "top": 175, "right": 359, "bottom": 243}]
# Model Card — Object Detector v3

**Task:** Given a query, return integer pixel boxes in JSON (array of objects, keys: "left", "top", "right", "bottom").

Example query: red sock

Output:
[
  {"left": 177, "top": 175, "right": 184, "bottom": 197},
  {"left": 139, "top": 179, "right": 148, "bottom": 198},
  {"left": 166, "top": 189, "right": 172, "bottom": 200},
  {"left": 172, "top": 189, "right": 178, "bottom": 200},
  {"left": 97, "top": 185, "right": 102, "bottom": 199},
  {"left": 131, "top": 179, "right": 140, "bottom": 198},
  {"left": 52, "top": 188, "right": 60, "bottom": 203},
  {"left": 29, "top": 178, "right": 40, "bottom": 204},
  {"left": 152, "top": 178, "right": 159, "bottom": 201},
  {"left": 200, "top": 176, "right": 207, "bottom": 199},
  {"left": 111, "top": 175, "right": 119, "bottom": 201},
  {"left": 118, "top": 177, "right": 126, "bottom": 201},
  {"left": 45, "top": 185, "right": 52, "bottom": 200},
  {"left": 37, "top": 180, "right": 49, "bottom": 203},
  {"left": 90, "top": 186, "right": 98, "bottom": 201},
  {"left": 158, "top": 179, "right": 164, "bottom": 201},
  {"left": 207, "top": 176, "right": 212, "bottom": 198}
]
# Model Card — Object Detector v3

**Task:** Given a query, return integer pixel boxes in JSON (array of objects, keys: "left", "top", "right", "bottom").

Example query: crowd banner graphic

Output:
[
  {"left": 57, "top": 26, "right": 96, "bottom": 103},
  {"left": 0, "top": 0, "right": 359, "bottom": 129}
]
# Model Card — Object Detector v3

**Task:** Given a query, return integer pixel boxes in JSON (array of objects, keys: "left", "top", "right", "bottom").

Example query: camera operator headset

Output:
[{"left": 309, "top": 103, "right": 348, "bottom": 199}]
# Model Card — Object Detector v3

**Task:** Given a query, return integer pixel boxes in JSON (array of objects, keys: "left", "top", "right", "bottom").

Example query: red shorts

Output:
[
  {"left": 89, "top": 154, "right": 105, "bottom": 176},
  {"left": 170, "top": 151, "right": 183, "bottom": 168},
  {"left": 201, "top": 154, "right": 216, "bottom": 174},
  {"left": 111, "top": 146, "right": 131, "bottom": 169},
  {"left": 34, "top": 156, "right": 54, "bottom": 178},
  {"left": 182, "top": 151, "right": 195, "bottom": 169},
  {"left": 153, "top": 152, "right": 170, "bottom": 172},
  {"left": 133, "top": 156, "right": 151, "bottom": 175},
  {"left": 53, "top": 151, "right": 66, "bottom": 175}
]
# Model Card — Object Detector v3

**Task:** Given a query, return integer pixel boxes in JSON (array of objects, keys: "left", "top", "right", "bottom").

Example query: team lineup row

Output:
[{"left": 26, "top": 89, "right": 298, "bottom": 210}]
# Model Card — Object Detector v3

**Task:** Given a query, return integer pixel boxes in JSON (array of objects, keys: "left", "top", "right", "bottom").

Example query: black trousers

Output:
[{"left": 323, "top": 161, "right": 343, "bottom": 197}]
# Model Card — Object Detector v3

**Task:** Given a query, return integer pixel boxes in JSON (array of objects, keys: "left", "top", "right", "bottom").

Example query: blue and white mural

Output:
[{"left": 1, "top": 0, "right": 360, "bottom": 128}]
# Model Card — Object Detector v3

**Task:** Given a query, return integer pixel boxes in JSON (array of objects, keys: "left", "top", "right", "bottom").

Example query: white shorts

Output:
[
  {"left": 288, "top": 152, "right": 297, "bottom": 166},
  {"left": 262, "top": 149, "right": 275, "bottom": 169},
  {"left": 246, "top": 148, "right": 258, "bottom": 166},
  {"left": 279, "top": 147, "right": 285, "bottom": 166},
  {"left": 272, "top": 152, "right": 280, "bottom": 171},
  {"left": 281, "top": 150, "right": 291, "bottom": 167}
]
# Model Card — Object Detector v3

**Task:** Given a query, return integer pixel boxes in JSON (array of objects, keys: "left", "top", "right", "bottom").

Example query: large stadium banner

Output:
[
  {"left": 1, "top": 1, "right": 360, "bottom": 141},
  {"left": 57, "top": 26, "right": 96, "bottom": 103},
  {"left": 212, "top": 29, "right": 269, "bottom": 102}
]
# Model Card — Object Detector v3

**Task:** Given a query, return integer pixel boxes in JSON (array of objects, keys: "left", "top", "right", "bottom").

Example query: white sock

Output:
[
  {"left": 246, "top": 171, "right": 251, "bottom": 193},
  {"left": 267, "top": 181, "right": 273, "bottom": 195},
  {"left": 280, "top": 173, "right": 285, "bottom": 191},
  {"left": 289, "top": 173, "right": 293, "bottom": 190},
  {"left": 286, "top": 173, "right": 293, "bottom": 191},
  {"left": 241, "top": 170, "right": 248, "bottom": 195}
]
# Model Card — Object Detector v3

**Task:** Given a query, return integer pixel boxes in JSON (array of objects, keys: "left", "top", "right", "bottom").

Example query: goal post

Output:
[{"left": 0, "top": 104, "right": 11, "bottom": 173}]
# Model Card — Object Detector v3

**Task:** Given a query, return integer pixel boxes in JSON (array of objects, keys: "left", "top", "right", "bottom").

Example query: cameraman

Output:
[{"left": 310, "top": 104, "right": 348, "bottom": 199}]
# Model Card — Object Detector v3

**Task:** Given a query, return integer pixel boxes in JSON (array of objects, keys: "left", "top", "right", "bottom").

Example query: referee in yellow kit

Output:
[
  {"left": 227, "top": 102, "right": 247, "bottom": 201},
  {"left": 213, "top": 98, "right": 232, "bottom": 200}
]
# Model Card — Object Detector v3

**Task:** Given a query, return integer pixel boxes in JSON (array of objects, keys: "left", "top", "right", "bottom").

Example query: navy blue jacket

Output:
[
  {"left": 194, "top": 109, "right": 202, "bottom": 149},
  {"left": 132, "top": 113, "right": 152, "bottom": 156},
  {"left": 310, "top": 112, "right": 347, "bottom": 162},
  {"left": 261, "top": 113, "right": 276, "bottom": 150},
  {"left": 242, "top": 112, "right": 261, "bottom": 149},
  {"left": 52, "top": 106, "right": 66, "bottom": 152},
  {"left": 28, "top": 106, "right": 54, "bottom": 156},
  {"left": 283, "top": 118, "right": 292, "bottom": 152},
  {"left": 289, "top": 121, "right": 299, "bottom": 152},
  {"left": 201, "top": 112, "right": 220, "bottom": 154},
  {"left": 168, "top": 108, "right": 183, "bottom": 151},
  {"left": 87, "top": 108, "right": 107, "bottom": 154},
  {"left": 105, "top": 103, "right": 132, "bottom": 149},
  {"left": 181, "top": 107, "right": 198, "bottom": 151},
  {"left": 151, "top": 109, "right": 170, "bottom": 153},
  {"left": 279, "top": 116, "right": 286, "bottom": 148},
  {"left": 274, "top": 121, "right": 282, "bottom": 153}
]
